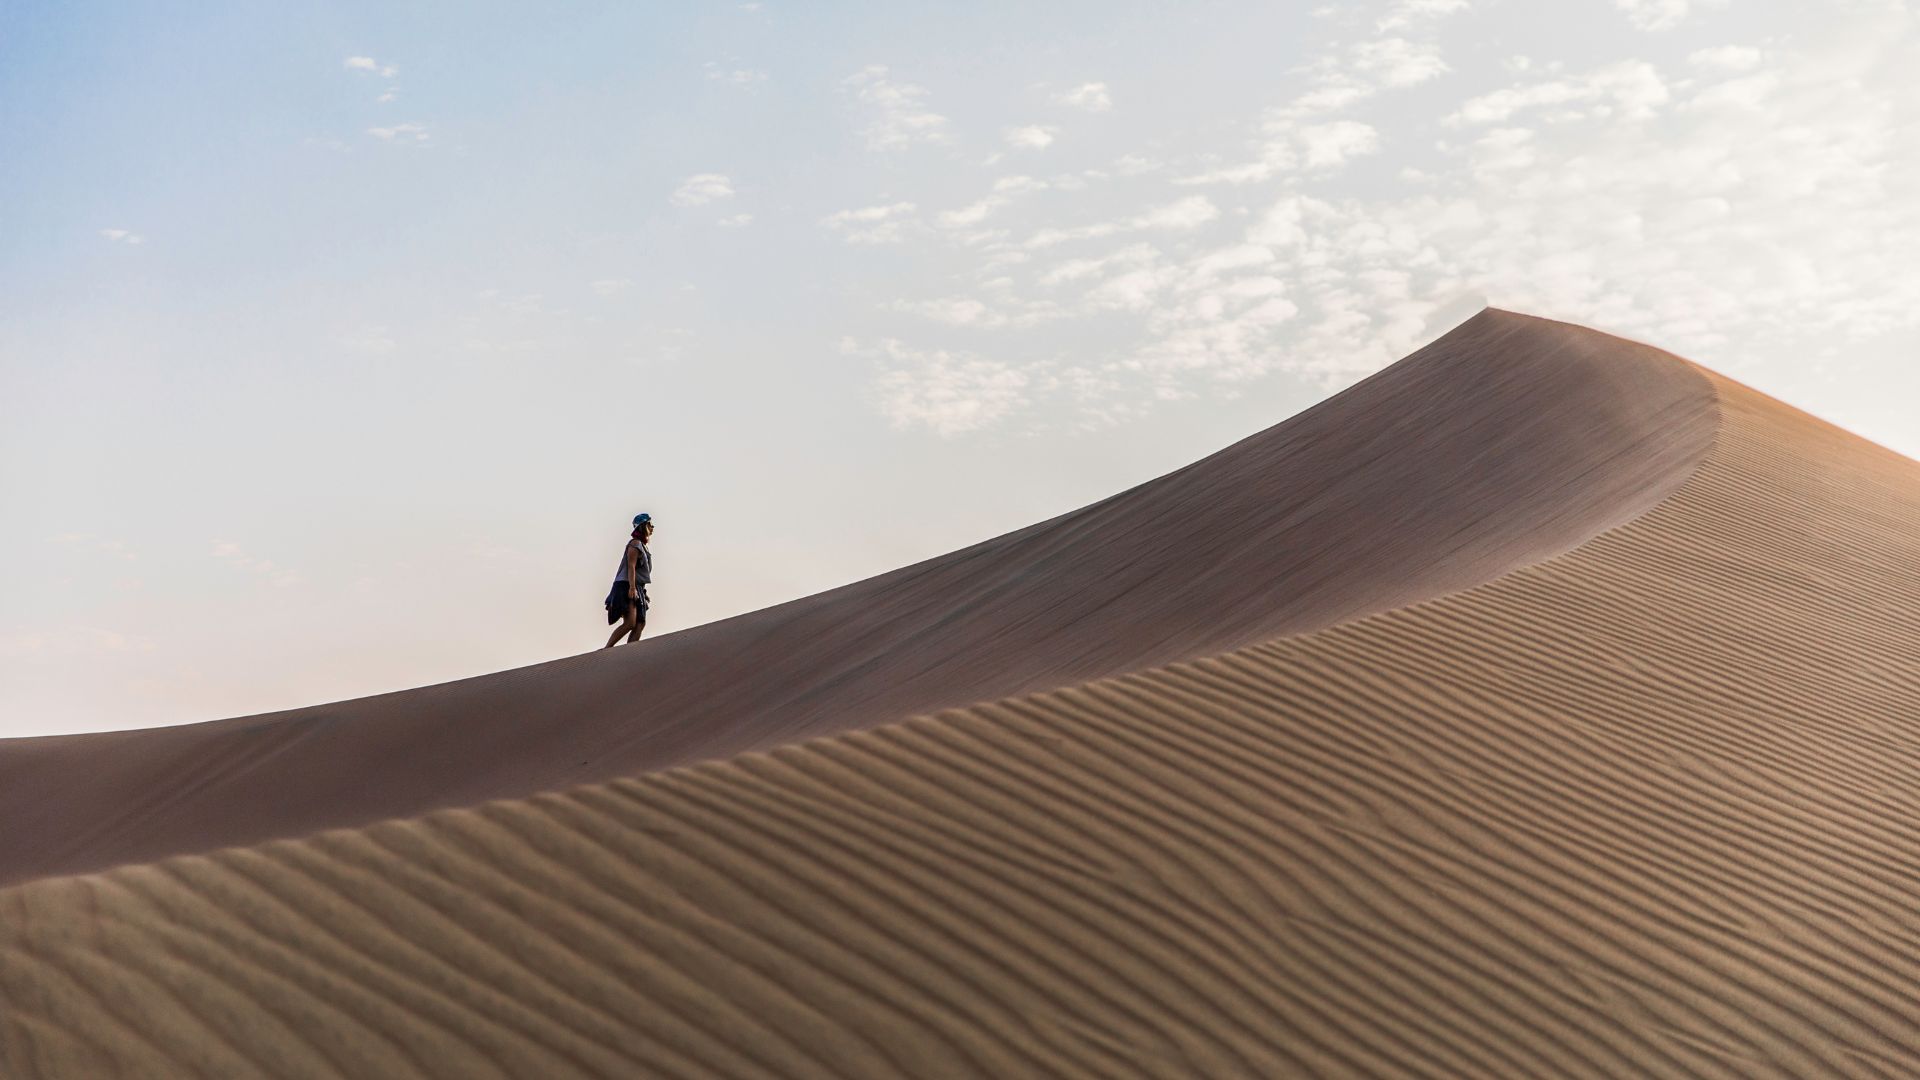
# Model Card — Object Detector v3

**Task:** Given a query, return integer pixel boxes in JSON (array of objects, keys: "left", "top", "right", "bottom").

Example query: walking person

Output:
[{"left": 603, "top": 513, "right": 654, "bottom": 648}]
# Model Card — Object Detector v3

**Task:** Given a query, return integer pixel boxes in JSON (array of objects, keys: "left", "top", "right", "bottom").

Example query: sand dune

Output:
[
  {"left": 0, "top": 310, "right": 1714, "bottom": 886},
  {"left": 10, "top": 310, "right": 1920, "bottom": 1076}
]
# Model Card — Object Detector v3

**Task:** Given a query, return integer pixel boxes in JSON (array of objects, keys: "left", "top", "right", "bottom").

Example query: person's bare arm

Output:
[{"left": 627, "top": 543, "right": 640, "bottom": 600}]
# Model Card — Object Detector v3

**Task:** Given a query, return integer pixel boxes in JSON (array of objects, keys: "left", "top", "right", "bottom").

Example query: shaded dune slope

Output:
[
  {"left": 0, "top": 310, "right": 1715, "bottom": 886},
  {"left": 10, "top": 348, "right": 1920, "bottom": 1076}
]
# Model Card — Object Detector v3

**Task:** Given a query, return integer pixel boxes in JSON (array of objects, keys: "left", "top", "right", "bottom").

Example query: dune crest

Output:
[{"left": 0, "top": 309, "right": 1715, "bottom": 886}]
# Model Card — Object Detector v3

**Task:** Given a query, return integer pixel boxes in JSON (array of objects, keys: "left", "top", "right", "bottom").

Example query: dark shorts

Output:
[{"left": 605, "top": 582, "right": 648, "bottom": 625}]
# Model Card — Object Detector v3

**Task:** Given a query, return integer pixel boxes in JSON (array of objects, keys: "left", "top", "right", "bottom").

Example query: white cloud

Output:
[
  {"left": 822, "top": 201, "right": 919, "bottom": 243},
  {"left": 1376, "top": 0, "right": 1470, "bottom": 32},
  {"left": 98, "top": 228, "right": 144, "bottom": 245},
  {"left": 1038, "top": 243, "right": 1159, "bottom": 286},
  {"left": 1448, "top": 61, "right": 1670, "bottom": 125},
  {"left": 1108, "top": 154, "right": 1163, "bottom": 177},
  {"left": 1055, "top": 82, "right": 1112, "bottom": 111},
  {"left": 1297, "top": 120, "right": 1381, "bottom": 167},
  {"left": 938, "top": 199, "right": 1004, "bottom": 228},
  {"left": 892, "top": 291, "right": 1065, "bottom": 329},
  {"left": 1177, "top": 115, "right": 1383, "bottom": 184},
  {"left": 1176, "top": 30, "right": 1445, "bottom": 187},
  {"left": 671, "top": 173, "right": 735, "bottom": 207},
  {"left": 344, "top": 55, "right": 398, "bottom": 78},
  {"left": 717, "top": 213, "right": 754, "bottom": 228},
  {"left": 818, "top": 5, "right": 1920, "bottom": 435},
  {"left": 850, "top": 338, "right": 1032, "bottom": 435},
  {"left": 367, "top": 122, "right": 429, "bottom": 144},
  {"left": 932, "top": 175, "right": 1051, "bottom": 230},
  {"left": 896, "top": 297, "right": 994, "bottom": 325},
  {"left": 1176, "top": 155, "right": 1296, "bottom": 186},
  {"left": 1352, "top": 38, "right": 1450, "bottom": 87},
  {"left": 1006, "top": 125, "right": 1057, "bottom": 150},
  {"left": 844, "top": 66, "right": 950, "bottom": 150},
  {"left": 1296, "top": 18, "right": 1920, "bottom": 369},
  {"left": 1023, "top": 196, "right": 1220, "bottom": 249},
  {"left": 1136, "top": 195, "right": 1221, "bottom": 230},
  {"left": 591, "top": 279, "right": 634, "bottom": 296},
  {"left": 824, "top": 203, "right": 915, "bottom": 225},
  {"left": 1689, "top": 45, "right": 1764, "bottom": 71},
  {"left": 704, "top": 62, "right": 768, "bottom": 86},
  {"left": 1614, "top": 0, "right": 1724, "bottom": 31},
  {"left": 1685, "top": 70, "right": 1783, "bottom": 111},
  {"left": 1284, "top": 84, "right": 1373, "bottom": 118}
]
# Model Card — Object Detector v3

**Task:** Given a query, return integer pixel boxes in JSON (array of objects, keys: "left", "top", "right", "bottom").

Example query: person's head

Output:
[{"left": 632, "top": 512, "right": 654, "bottom": 541}]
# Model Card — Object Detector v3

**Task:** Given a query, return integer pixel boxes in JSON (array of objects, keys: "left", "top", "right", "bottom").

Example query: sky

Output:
[{"left": 4, "top": 0, "right": 1918, "bottom": 737}]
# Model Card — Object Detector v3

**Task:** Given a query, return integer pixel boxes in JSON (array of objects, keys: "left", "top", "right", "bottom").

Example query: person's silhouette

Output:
[{"left": 603, "top": 513, "right": 653, "bottom": 648}]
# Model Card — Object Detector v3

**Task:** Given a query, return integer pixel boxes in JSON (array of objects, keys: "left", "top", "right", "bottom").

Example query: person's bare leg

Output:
[
  {"left": 603, "top": 608, "right": 637, "bottom": 649},
  {"left": 626, "top": 617, "right": 645, "bottom": 644}
]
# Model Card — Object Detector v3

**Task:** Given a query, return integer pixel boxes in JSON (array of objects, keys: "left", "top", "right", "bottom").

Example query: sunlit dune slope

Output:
[
  {"left": 0, "top": 309, "right": 1715, "bottom": 886},
  {"left": 9, "top": 327, "right": 1920, "bottom": 1076}
]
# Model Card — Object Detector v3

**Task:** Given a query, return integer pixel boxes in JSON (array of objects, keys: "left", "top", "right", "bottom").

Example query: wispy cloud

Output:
[
  {"left": 824, "top": 7, "right": 1920, "bottom": 435},
  {"left": 893, "top": 297, "right": 996, "bottom": 326},
  {"left": 98, "top": 228, "right": 144, "bottom": 245},
  {"left": 931, "top": 176, "right": 1050, "bottom": 230},
  {"left": 717, "top": 213, "right": 754, "bottom": 228},
  {"left": 1055, "top": 82, "right": 1112, "bottom": 111},
  {"left": 1005, "top": 125, "right": 1057, "bottom": 150},
  {"left": 1376, "top": 0, "right": 1470, "bottom": 32},
  {"left": 345, "top": 55, "right": 403, "bottom": 107},
  {"left": 1023, "top": 195, "right": 1220, "bottom": 249},
  {"left": 847, "top": 338, "right": 1033, "bottom": 436},
  {"left": 1297, "top": 120, "right": 1380, "bottom": 167},
  {"left": 1133, "top": 195, "right": 1220, "bottom": 230},
  {"left": 1351, "top": 38, "right": 1449, "bottom": 87},
  {"left": 1447, "top": 60, "right": 1669, "bottom": 125},
  {"left": 890, "top": 290, "right": 1065, "bottom": 329},
  {"left": 822, "top": 201, "right": 919, "bottom": 244},
  {"left": 1173, "top": 22, "right": 1453, "bottom": 186},
  {"left": 671, "top": 173, "right": 735, "bottom": 207},
  {"left": 843, "top": 66, "right": 950, "bottom": 150},
  {"left": 367, "top": 122, "right": 429, "bottom": 144},
  {"left": 704, "top": 62, "right": 769, "bottom": 86},
  {"left": 1613, "top": 0, "right": 1723, "bottom": 32},
  {"left": 344, "top": 55, "right": 399, "bottom": 79},
  {"left": 1689, "top": 45, "right": 1764, "bottom": 71}
]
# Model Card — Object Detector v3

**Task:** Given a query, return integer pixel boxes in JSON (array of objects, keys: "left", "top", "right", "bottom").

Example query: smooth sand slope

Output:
[
  {"left": 0, "top": 310, "right": 1715, "bottom": 886},
  {"left": 11, "top": 311, "right": 1920, "bottom": 1077}
]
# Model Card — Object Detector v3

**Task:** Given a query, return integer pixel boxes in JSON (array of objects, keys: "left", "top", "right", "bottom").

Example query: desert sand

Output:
[{"left": 7, "top": 309, "right": 1920, "bottom": 1077}]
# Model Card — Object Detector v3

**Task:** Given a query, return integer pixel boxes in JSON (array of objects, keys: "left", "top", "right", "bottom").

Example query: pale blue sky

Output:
[{"left": 5, "top": 0, "right": 1918, "bottom": 735}]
